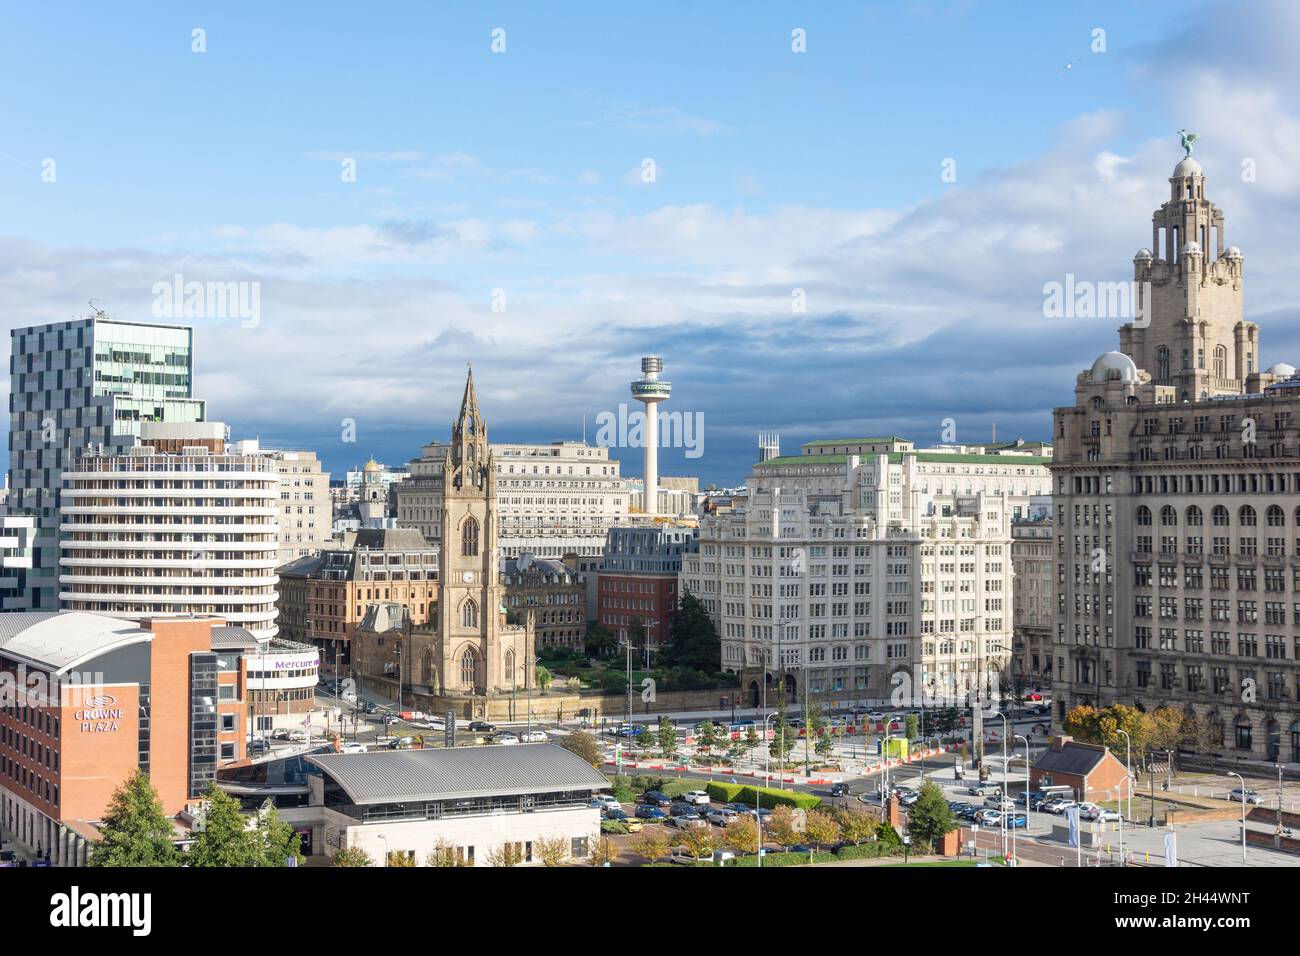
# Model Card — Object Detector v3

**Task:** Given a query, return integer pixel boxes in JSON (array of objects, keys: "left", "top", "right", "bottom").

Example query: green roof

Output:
[{"left": 803, "top": 437, "right": 909, "bottom": 447}]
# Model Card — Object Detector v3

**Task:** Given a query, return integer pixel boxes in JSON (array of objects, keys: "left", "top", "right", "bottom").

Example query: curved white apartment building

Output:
[{"left": 57, "top": 426, "right": 281, "bottom": 638}]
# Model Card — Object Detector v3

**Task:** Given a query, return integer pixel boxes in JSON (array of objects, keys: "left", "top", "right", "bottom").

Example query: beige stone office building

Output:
[
  {"left": 229, "top": 440, "right": 331, "bottom": 565},
  {"left": 1011, "top": 510, "right": 1054, "bottom": 695},
  {"left": 681, "top": 438, "right": 1049, "bottom": 706},
  {"left": 1052, "top": 151, "right": 1300, "bottom": 763}
]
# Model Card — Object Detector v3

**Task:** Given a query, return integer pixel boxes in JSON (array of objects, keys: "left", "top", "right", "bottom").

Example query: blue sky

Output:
[{"left": 4, "top": 0, "right": 1300, "bottom": 484}]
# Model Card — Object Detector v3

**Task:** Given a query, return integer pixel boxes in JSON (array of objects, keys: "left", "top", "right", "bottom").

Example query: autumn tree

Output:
[
  {"left": 723, "top": 814, "right": 759, "bottom": 854},
  {"left": 629, "top": 831, "right": 671, "bottom": 864},
  {"left": 534, "top": 836, "right": 570, "bottom": 867},
  {"left": 803, "top": 810, "right": 842, "bottom": 850},
  {"left": 331, "top": 846, "right": 373, "bottom": 867},
  {"left": 766, "top": 805, "right": 800, "bottom": 848}
]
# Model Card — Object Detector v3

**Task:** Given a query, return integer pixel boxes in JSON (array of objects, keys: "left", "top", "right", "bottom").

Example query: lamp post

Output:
[
  {"left": 377, "top": 833, "right": 389, "bottom": 868},
  {"left": 992, "top": 710, "right": 1009, "bottom": 859},
  {"left": 1116, "top": 728, "right": 1133, "bottom": 827},
  {"left": 1226, "top": 771, "right": 1248, "bottom": 867},
  {"left": 1014, "top": 732, "right": 1029, "bottom": 864},
  {"left": 758, "top": 710, "right": 777, "bottom": 869}
]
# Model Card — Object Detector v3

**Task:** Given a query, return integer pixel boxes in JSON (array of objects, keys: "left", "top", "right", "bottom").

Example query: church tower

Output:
[
  {"left": 437, "top": 366, "right": 510, "bottom": 696},
  {"left": 1120, "top": 152, "right": 1254, "bottom": 400}
]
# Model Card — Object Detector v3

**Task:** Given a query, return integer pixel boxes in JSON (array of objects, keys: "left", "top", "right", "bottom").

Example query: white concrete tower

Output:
[
  {"left": 630, "top": 355, "right": 671, "bottom": 516},
  {"left": 758, "top": 432, "right": 781, "bottom": 462}
]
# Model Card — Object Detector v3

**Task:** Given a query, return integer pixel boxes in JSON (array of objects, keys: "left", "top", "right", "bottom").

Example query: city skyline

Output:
[{"left": 6, "top": 2, "right": 1300, "bottom": 485}]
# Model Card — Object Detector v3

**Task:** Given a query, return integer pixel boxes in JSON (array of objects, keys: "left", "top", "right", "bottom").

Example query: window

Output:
[
  {"left": 571, "top": 836, "right": 590, "bottom": 858},
  {"left": 462, "top": 516, "right": 480, "bottom": 556}
]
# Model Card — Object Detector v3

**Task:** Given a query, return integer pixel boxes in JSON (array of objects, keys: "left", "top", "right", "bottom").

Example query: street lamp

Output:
[
  {"left": 992, "top": 710, "right": 1009, "bottom": 858},
  {"left": 1014, "top": 732, "right": 1029, "bottom": 864},
  {"left": 377, "top": 833, "right": 389, "bottom": 868},
  {"left": 758, "top": 710, "right": 777, "bottom": 869},
  {"left": 1116, "top": 728, "right": 1134, "bottom": 828},
  {"left": 1226, "top": 771, "right": 1248, "bottom": 867}
]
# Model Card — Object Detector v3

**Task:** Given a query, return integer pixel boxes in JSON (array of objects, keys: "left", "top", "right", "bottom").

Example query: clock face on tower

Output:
[{"left": 462, "top": 571, "right": 475, "bottom": 584}]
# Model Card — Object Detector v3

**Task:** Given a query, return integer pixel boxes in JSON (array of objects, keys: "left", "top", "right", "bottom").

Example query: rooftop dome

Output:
[
  {"left": 1089, "top": 351, "right": 1139, "bottom": 384},
  {"left": 1173, "top": 156, "right": 1203, "bottom": 178},
  {"left": 1134, "top": 248, "right": 1153, "bottom": 261},
  {"left": 363, "top": 457, "right": 382, "bottom": 473},
  {"left": 1266, "top": 363, "right": 1297, "bottom": 378},
  {"left": 1182, "top": 240, "right": 1202, "bottom": 255},
  {"left": 1225, "top": 245, "right": 1243, "bottom": 258}
]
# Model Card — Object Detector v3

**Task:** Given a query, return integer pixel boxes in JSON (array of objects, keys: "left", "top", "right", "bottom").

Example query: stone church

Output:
[{"left": 353, "top": 368, "right": 536, "bottom": 719}]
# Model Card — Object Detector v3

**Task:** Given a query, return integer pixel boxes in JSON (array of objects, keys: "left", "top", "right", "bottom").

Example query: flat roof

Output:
[{"left": 307, "top": 744, "right": 608, "bottom": 805}]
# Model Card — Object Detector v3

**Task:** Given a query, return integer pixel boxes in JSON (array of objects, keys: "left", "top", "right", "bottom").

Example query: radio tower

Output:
[{"left": 630, "top": 356, "right": 672, "bottom": 516}]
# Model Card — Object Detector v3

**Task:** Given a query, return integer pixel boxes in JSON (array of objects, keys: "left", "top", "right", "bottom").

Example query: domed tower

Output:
[
  {"left": 1121, "top": 144, "right": 1256, "bottom": 401},
  {"left": 359, "top": 456, "right": 386, "bottom": 523}
]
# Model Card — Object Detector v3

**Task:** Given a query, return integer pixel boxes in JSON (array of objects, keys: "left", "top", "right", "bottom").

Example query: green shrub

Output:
[
  {"left": 834, "top": 842, "right": 899, "bottom": 861},
  {"left": 725, "top": 850, "right": 836, "bottom": 867},
  {"left": 704, "top": 782, "right": 821, "bottom": 811},
  {"left": 600, "top": 820, "right": 629, "bottom": 835},
  {"left": 659, "top": 779, "right": 699, "bottom": 799}
]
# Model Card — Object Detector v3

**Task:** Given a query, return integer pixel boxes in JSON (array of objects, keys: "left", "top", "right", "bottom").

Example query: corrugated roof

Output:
[
  {"left": 210, "top": 626, "right": 262, "bottom": 651},
  {"left": 0, "top": 611, "right": 151, "bottom": 673},
  {"left": 307, "top": 743, "right": 608, "bottom": 804}
]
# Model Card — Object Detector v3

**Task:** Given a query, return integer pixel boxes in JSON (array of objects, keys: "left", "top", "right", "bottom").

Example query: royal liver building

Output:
[{"left": 1052, "top": 145, "right": 1300, "bottom": 763}]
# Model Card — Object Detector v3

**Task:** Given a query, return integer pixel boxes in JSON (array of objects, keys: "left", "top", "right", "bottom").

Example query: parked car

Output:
[
  {"left": 519, "top": 730, "right": 547, "bottom": 743},
  {"left": 670, "top": 814, "right": 708, "bottom": 830},
  {"left": 1043, "top": 799, "right": 1077, "bottom": 815},
  {"left": 669, "top": 801, "right": 696, "bottom": 817},
  {"left": 495, "top": 733, "right": 520, "bottom": 745},
  {"left": 967, "top": 782, "right": 1001, "bottom": 797},
  {"left": 338, "top": 742, "right": 367, "bottom": 754},
  {"left": 865, "top": 711, "right": 885, "bottom": 721},
  {"left": 271, "top": 728, "right": 292, "bottom": 741},
  {"left": 668, "top": 847, "right": 711, "bottom": 865},
  {"left": 830, "top": 782, "right": 852, "bottom": 798},
  {"left": 984, "top": 797, "right": 1016, "bottom": 812},
  {"left": 642, "top": 790, "right": 672, "bottom": 807},
  {"left": 603, "top": 808, "right": 630, "bottom": 821},
  {"left": 635, "top": 805, "right": 667, "bottom": 820},
  {"left": 958, "top": 806, "right": 983, "bottom": 821},
  {"left": 1228, "top": 787, "right": 1264, "bottom": 805},
  {"left": 705, "top": 807, "right": 738, "bottom": 826},
  {"left": 682, "top": 790, "right": 711, "bottom": 806},
  {"left": 898, "top": 790, "right": 920, "bottom": 807},
  {"left": 468, "top": 721, "right": 496, "bottom": 732},
  {"left": 976, "top": 809, "right": 1003, "bottom": 826},
  {"left": 1007, "top": 813, "right": 1029, "bottom": 829},
  {"left": 1095, "top": 808, "right": 1123, "bottom": 823},
  {"left": 592, "top": 793, "right": 622, "bottom": 809},
  {"left": 247, "top": 737, "right": 270, "bottom": 755}
]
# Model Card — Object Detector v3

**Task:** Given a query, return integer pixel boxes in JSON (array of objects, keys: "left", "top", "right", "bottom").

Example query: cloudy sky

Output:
[{"left": 3, "top": 0, "right": 1300, "bottom": 485}]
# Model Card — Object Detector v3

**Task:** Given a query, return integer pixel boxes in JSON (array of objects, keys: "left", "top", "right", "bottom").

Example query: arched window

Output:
[
  {"left": 1160, "top": 506, "right": 1177, "bottom": 526},
  {"left": 504, "top": 649, "right": 515, "bottom": 686},
  {"left": 460, "top": 648, "right": 478, "bottom": 689},
  {"left": 1266, "top": 505, "right": 1285, "bottom": 527},
  {"left": 462, "top": 516, "right": 479, "bottom": 556},
  {"left": 462, "top": 599, "right": 478, "bottom": 629},
  {"left": 1186, "top": 505, "right": 1203, "bottom": 526},
  {"left": 1212, "top": 506, "right": 1230, "bottom": 527},
  {"left": 420, "top": 647, "right": 434, "bottom": 685},
  {"left": 1135, "top": 506, "right": 1152, "bottom": 526},
  {"left": 1239, "top": 505, "right": 1257, "bottom": 527}
]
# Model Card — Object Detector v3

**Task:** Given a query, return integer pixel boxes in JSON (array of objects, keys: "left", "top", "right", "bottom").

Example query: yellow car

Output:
[{"left": 625, "top": 820, "right": 644, "bottom": 833}]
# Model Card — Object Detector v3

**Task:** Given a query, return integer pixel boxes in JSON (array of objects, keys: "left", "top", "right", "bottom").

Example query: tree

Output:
[
  {"left": 769, "top": 681, "right": 797, "bottom": 765},
  {"left": 657, "top": 715, "right": 679, "bottom": 758},
  {"left": 1063, "top": 704, "right": 1099, "bottom": 741},
  {"left": 629, "top": 831, "right": 671, "bottom": 864},
  {"left": 662, "top": 591, "right": 720, "bottom": 672},
  {"left": 636, "top": 728, "right": 655, "bottom": 751},
  {"left": 696, "top": 720, "right": 719, "bottom": 756},
  {"left": 535, "top": 836, "right": 570, "bottom": 867},
  {"left": 906, "top": 780, "right": 956, "bottom": 852},
  {"left": 486, "top": 844, "right": 524, "bottom": 867},
  {"left": 1144, "top": 706, "right": 1189, "bottom": 754},
  {"left": 331, "top": 846, "right": 373, "bottom": 867},
  {"left": 744, "top": 726, "right": 761, "bottom": 761},
  {"left": 680, "top": 824, "right": 721, "bottom": 859},
  {"left": 535, "top": 664, "right": 554, "bottom": 692},
  {"left": 89, "top": 769, "right": 180, "bottom": 867},
  {"left": 766, "top": 806, "right": 800, "bottom": 848},
  {"left": 186, "top": 786, "right": 261, "bottom": 867},
  {"left": 590, "top": 833, "right": 618, "bottom": 867},
  {"left": 256, "top": 804, "right": 304, "bottom": 867},
  {"left": 904, "top": 713, "right": 919, "bottom": 742},
  {"left": 557, "top": 730, "right": 602, "bottom": 767},
  {"left": 584, "top": 625, "right": 619, "bottom": 659},
  {"left": 387, "top": 851, "right": 416, "bottom": 867},
  {"left": 427, "top": 840, "right": 461, "bottom": 867},
  {"left": 723, "top": 814, "right": 759, "bottom": 854},
  {"left": 834, "top": 808, "right": 876, "bottom": 846},
  {"left": 804, "top": 810, "right": 841, "bottom": 850},
  {"left": 814, "top": 725, "right": 837, "bottom": 760}
]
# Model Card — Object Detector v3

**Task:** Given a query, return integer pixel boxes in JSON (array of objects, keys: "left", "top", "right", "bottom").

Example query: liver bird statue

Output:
[{"left": 1178, "top": 129, "right": 1199, "bottom": 157}]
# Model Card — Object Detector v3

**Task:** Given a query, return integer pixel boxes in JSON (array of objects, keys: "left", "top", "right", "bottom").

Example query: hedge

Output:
[
  {"left": 834, "top": 842, "right": 900, "bottom": 861},
  {"left": 725, "top": 850, "right": 837, "bottom": 867},
  {"left": 704, "top": 782, "right": 822, "bottom": 811}
]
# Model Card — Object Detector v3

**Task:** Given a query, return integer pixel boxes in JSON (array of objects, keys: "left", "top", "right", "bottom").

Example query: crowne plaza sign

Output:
[{"left": 74, "top": 694, "right": 124, "bottom": 733}]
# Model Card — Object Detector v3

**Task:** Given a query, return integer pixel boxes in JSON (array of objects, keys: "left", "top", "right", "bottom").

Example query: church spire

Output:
[{"left": 449, "top": 362, "right": 489, "bottom": 490}]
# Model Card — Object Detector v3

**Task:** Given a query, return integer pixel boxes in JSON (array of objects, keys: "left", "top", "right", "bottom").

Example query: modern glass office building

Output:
[{"left": 6, "top": 315, "right": 206, "bottom": 609}]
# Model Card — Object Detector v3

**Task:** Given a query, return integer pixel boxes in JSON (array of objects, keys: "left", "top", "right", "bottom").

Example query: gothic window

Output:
[
  {"left": 462, "top": 516, "right": 479, "bottom": 556},
  {"left": 460, "top": 648, "right": 478, "bottom": 689},
  {"left": 504, "top": 649, "right": 515, "bottom": 686},
  {"left": 420, "top": 647, "right": 434, "bottom": 685},
  {"left": 462, "top": 599, "right": 479, "bottom": 629}
]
